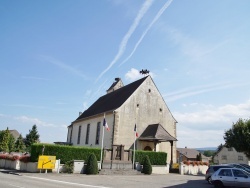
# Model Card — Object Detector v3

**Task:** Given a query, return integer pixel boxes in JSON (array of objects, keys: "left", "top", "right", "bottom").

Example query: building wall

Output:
[
  {"left": 69, "top": 114, "right": 113, "bottom": 149},
  {"left": 114, "top": 76, "right": 177, "bottom": 163},
  {"left": 213, "top": 146, "right": 249, "bottom": 165},
  {"left": 68, "top": 76, "right": 177, "bottom": 164}
]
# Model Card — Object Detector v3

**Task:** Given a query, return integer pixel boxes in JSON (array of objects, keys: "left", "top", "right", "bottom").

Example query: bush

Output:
[
  {"left": 141, "top": 155, "right": 152, "bottom": 175},
  {"left": 86, "top": 153, "right": 98, "bottom": 175},
  {"left": 133, "top": 150, "right": 167, "bottom": 165},
  {"left": 64, "top": 160, "right": 74, "bottom": 174},
  {"left": 30, "top": 144, "right": 101, "bottom": 163}
]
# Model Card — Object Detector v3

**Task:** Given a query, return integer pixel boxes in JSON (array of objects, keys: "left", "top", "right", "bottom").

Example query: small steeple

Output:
[{"left": 107, "top": 78, "right": 124, "bottom": 93}]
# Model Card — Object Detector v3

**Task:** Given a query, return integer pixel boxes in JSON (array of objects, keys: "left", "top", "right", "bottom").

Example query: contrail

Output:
[
  {"left": 95, "top": 0, "right": 154, "bottom": 82},
  {"left": 120, "top": 0, "right": 173, "bottom": 66}
]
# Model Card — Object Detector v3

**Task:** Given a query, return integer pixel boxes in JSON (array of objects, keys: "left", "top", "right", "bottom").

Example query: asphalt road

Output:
[{"left": 0, "top": 170, "right": 213, "bottom": 188}]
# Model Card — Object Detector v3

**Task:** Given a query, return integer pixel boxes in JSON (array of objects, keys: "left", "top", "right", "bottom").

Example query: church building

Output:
[{"left": 67, "top": 75, "right": 177, "bottom": 164}]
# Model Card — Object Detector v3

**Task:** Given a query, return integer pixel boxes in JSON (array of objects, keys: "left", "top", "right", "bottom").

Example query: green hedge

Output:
[
  {"left": 133, "top": 150, "right": 167, "bottom": 165},
  {"left": 30, "top": 144, "right": 101, "bottom": 164}
]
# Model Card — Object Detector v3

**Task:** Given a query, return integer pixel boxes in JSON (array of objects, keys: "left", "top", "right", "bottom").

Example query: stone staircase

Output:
[
  {"left": 99, "top": 161, "right": 142, "bottom": 175},
  {"left": 99, "top": 169, "right": 142, "bottom": 175}
]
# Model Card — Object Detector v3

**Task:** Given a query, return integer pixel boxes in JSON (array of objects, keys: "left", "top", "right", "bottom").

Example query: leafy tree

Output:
[
  {"left": 25, "top": 124, "right": 40, "bottom": 151},
  {"left": 0, "top": 131, "right": 4, "bottom": 141},
  {"left": 0, "top": 128, "right": 10, "bottom": 152},
  {"left": 15, "top": 134, "right": 26, "bottom": 152},
  {"left": 217, "top": 143, "right": 223, "bottom": 152},
  {"left": 224, "top": 118, "right": 250, "bottom": 158},
  {"left": 203, "top": 150, "right": 216, "bottom": 157},
  {"left": 196, "top": 153, "right": 202, "bottom": 161},
  {"left": 86, "top": 153, "right": 98, "bottom": 175},
  {"left": 196, "top": 154, "right": 199, "bottom": 161},
  {"left": 8, "top": 134, "right": 16, "bottom": 152}
]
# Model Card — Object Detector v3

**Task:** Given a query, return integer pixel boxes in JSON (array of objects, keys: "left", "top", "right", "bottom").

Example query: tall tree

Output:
[
  {"left": 224, "top": 118, "right": 250, "bottom": 158},
  {"left": 25, "top": 124, "right": 40, "bottom": 151},
  {"left": 217, "top": 143, "right": 223, "bottom": 152},
  {"left": 8, "top": 134, "right": 16, "bottom": 152},
  {"left": 0, "top": 128, "right": 10, "bottom": 152},
  {"left": 15, "top": 134, "right": 26, "bottom": 152}
]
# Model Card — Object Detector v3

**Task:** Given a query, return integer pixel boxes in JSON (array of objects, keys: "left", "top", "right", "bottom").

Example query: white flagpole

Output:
[
  {"left": 133, "top": 129, "right": 136, "bottom": 169},
  {"left": 100, "top": 113, "right": 105, "bottom": 169}
]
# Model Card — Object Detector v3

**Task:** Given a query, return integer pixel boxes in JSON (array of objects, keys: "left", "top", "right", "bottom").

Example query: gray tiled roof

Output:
[
  {"left": 177, "top": 147, "right": 207, "bottom": 159},
  {"left": 139, "top": 124, "right": 177, "bottom": 142},
  {"left": 75, "top": 76, "right": 148, "bottom": 122}
]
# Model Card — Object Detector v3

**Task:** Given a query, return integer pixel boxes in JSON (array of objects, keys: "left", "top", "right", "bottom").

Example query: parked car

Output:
[
  {"left": 240, "top": 164, "right": 250, "bottom": 170},
  {"left": 205, "top": 165, "right": 233, "bottom": 184},
  {"left": 211, "top": 168, "right": 250, "bottom": 188},
  {"left": 229, "top": 163, "right": 250, "bottom": 173}
]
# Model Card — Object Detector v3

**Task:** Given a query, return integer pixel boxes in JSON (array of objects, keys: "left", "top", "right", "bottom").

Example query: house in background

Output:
[
  {"left": 67, "top": 75, "right": 177, "bottom": 165},
  {"left": 177, "top": 147, "right": 209, "bottom": 163},
  {"left": 9, "top": 130, "right": 20, "bottom": 140},
  {"left": 213, "top": 146, "right": 250, "bottom": 165}
]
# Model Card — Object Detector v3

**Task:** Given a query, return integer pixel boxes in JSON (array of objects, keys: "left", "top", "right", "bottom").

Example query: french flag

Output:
[
  {"left": 103, "top": 118, "right": 110, "bottom": 131},
  {"left": 134, "top": 124, "right": 138, "bottom": 137}
]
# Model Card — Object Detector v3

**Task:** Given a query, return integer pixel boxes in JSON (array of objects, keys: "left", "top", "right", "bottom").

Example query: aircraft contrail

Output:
[
  {"left": 120, "top": 0, "right": 173, "bottom": 66},
  {"left": 95, "top": 0, "right": 154, "bottom": 82}
]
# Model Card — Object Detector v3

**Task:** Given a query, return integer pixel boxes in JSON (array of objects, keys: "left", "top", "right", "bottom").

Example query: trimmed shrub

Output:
[
  {"left": 141, "top": 155, "right": 152, "bottom": 175},
  {"left": 86, "top": 153, "right": 98, "bottom": 175},
  {"left": 30, "top": 144, "right": 101, "bottom": 164},
  {"left": 133, "top": 150, "right": 167, "bottom": 165}
]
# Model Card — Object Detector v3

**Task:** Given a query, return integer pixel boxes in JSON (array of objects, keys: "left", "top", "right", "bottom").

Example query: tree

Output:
[
  {"left": 15, "top": 134, "right": 26, "bottom": 152},
  {"left": 224, "top": 118, "right": 250, "bottom": 158},
  {"left": 196, "top": 153, "right": 202, "bottom": 161},
  {"left": 25, "top": 124, "right": 40, "bottom": 151},
  {"left": 203, "top": 150, "right": 216, "bottom": 157},
  {"left": 217, "top": 143, "right": 223, "bottom": 152},
  {"left": 86, "top": 153, "right": 98, "bottom": 175},
  {"left": 0, "top": 128, "right": 10, "bottom": 152},
  {"left": 8, "top": 134, "right": 16, "bottom": 152}
]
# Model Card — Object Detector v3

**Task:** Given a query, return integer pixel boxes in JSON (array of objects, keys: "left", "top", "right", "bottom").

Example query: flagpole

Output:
[
  {"left": 100, "top": 113, "right": 105, "bottom": 169},
  {"left": 133, "top": 129, "right": 136, "bottom": 169}
]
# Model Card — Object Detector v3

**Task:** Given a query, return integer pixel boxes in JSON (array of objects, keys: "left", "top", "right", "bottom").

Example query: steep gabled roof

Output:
[
  {"left": 75, "top": 76, "right": 148, "bottom": 122},
  {"left": 139, "top": 124, "right": 177, "bottom": 142}
]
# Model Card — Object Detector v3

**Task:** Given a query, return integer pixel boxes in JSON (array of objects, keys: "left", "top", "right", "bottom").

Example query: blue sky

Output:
[{"left": 1, "top": 0, "right": 250, "bottom": 148}]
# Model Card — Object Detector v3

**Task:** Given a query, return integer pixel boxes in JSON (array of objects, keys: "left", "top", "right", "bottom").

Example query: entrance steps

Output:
[{"left": 99, "top": 169, "right": 141, "bottom": 175}]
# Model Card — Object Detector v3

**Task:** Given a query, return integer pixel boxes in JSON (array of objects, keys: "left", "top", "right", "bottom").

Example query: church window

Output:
[
  {"left": 95, "top": 122, "right": 101, "bottom": 145},
  {"left": 85, "top": 124, "right": 90, "bottom": 144},
  {"left": 77, "top": 126, "right": 82, "bottom": 144}
]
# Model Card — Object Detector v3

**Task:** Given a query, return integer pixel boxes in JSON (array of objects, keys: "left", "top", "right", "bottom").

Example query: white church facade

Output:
[{"left": 67, "top": 75, "right": 177, "bottom": 164}]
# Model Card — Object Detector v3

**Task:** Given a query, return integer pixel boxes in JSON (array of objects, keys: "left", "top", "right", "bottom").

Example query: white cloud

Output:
[
  {"left": 165, "top": 82, "right": 250, "bottom": 102},
  {"left": 125, "top": 68, "right": 143, "bottom": 82},
  {"left": 15, "top": 116, "right": 57, "bottom": 127},
  {"left": 174, "top": 100, "right": 250, "bottom": 125},
  {"left": 96, "top": 0, "right": 154, "bottom": 82},
  {"left": 177, "top": 128, "right": 224, "bottom": 148}
]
